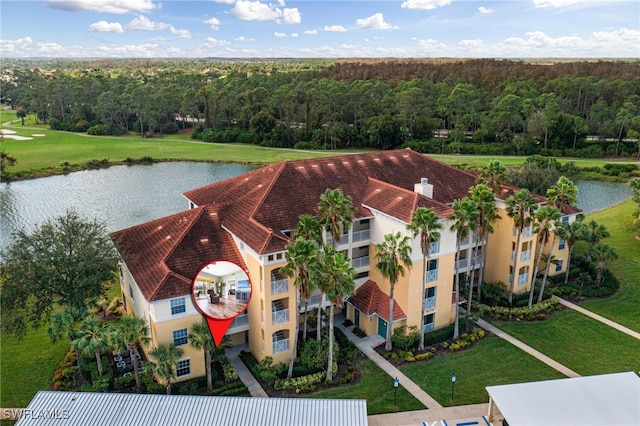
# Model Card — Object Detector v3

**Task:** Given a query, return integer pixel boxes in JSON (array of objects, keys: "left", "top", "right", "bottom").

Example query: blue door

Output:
[
  {"left": 354, "top": 309, "right": 360, "bottom": 328},
  {"left": 378, "top": 317, "right": 388, "bottom": 338}
]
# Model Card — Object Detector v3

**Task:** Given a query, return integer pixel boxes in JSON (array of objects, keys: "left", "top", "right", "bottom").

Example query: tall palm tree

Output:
[
  {"left": 556, "top": 220, "right": 587, "bottom": 285},
  {"left": 71, "top": 315, "right": 109, "bottom": 377},
  {"left": 468, "top": 183, "right": 500, "bottom": 308},
  {"left": 448, "top": 197, "right": 478, "bottom": 339},
  {"left": 318, "top": 188, "right": 357, "bottom": 247},
  {"left": 546, "top": 176, "right": 578, "bottom": 214},
  {"left": 189, "top": 321, "right": 216, "bottom": 392},
  {"left": 528, "top": 205, "right": 561, "bottom": 307},
  {"left": 476, "top": 159, "right": 507, "bottom": 196},
  {"left": 147, "top": 343, "right": 184, "bottom": 394},
  {"left": 591, "top": 241, "right": 618, "bottom": 287},
  {"left": 317, "top": 246, "right": 355, "bottom": 382},
  {"left": 111, "top": 314, "right": 151, "bottom": 393},
  {"left": 375, "top": 232, "right": 413, "bottom": 351},
  {"left": 47, "top": 306, "right": 88, "bottom": 368},
  {"left": 280, "top": 237, "right": 319, "bottom": 378},
  {"left": 407, "top": 207, "right": 443, "bottom": 350},
  {"left": 535, "top": 206, "right": 561, "bottom": 303},
  {"left": 293, "top": 214, "right": 322, "bottom": 341},
  {"left": 505, "top": 189, "right": 536, "bottom": 305},
  {"left": 585, "top": 220, "right": 610, "bottom": 268}
]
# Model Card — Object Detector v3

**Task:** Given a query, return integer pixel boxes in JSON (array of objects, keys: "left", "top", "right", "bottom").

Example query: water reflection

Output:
[{"left": 575, "top": 180, "right": 632, "bottom": 215}]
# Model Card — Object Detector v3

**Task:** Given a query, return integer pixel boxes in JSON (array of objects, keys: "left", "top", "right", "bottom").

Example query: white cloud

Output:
[
  {"left": 304, "top": 29, "right": 318, "bottom": 35},
  {"left": 291, "top": 33, "right": 299, "bottom": 38},
  {"left": 126, "top": 15, "right": 170, "bottom": 31},
  {"left": 45, "top": 0, "right": 157, "bottom": 14},
  {"left": 204, "top": 17, "right": 221, "bottom": 30},
  {"left": 169, "top": 27, "right": 192, "bottom": 39},
  {"left": 478, "top": 6, "right": 494, "bottom": 14},
  {"left": 458, "top": 39, "right": 484, "bottom": 48},
  {"left": 88, "top": 21, "right": 124, "bottom": 33},
  {"left": 356, "top": 13, "right": 397, "bottom": 30},
  {"left": 533, "top": 0, "right": 588, "bottom": 7},
  {"left": 231, "top": 1, "right": 281, "bottom": 21},
  {"left": 235, "top": 36, "right": 255, "bottom": 41},
  {"left": 401, "top": 0, "right": 452, "bottom": 10},
  {"left": 324, "top": 25, "right": 347, "bottom": 32},
  {"left": 205, "top": 37, "right": 231, "bottom": 46},
  {"left": 274, "top": 32, "right": 287, "bottom": 37},
  {"left": 281, "top": 8, "right": 301, "bottom": 24},
  {"left": 0, "top": 37, "right": 33, "bottom": 55},
  {"left": 417, "top": 38, "right": 446, "bottom": 53}
]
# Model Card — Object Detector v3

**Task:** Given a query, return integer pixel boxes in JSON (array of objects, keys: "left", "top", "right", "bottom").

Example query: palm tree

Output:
[
  {"left": 476, "top": 159, "right": 507, "bottom": 195},
  {"left": 189, "top": 321, "right": 216, "bottom": 392},
  {"left": 147, "top": 343, "right": 184, "bottom": 394},
  {"left": 591, "top": 241, "right": 618, "bottom": 287},
  {"left": 585, "top": 220, "right": 610, "bottom": 268},
  {"left": 448, "top": 197, "right": 479, "bottom": 339},
  {"left": 505, "top": 189, "right": 536, "bottom": 305},
  {"left": 71, "top": 315, "right": 109, "bottom": 377},
  {"left": 468, "top": 183, "right": 500, "bottom": 307},
  {"left": 375, "top": 232, "right": 413, "bottom": 351},
  {"left": 546, "top": 176, "right": 578, "bottom": 214},
  {"left": 293, "top": 215, "right": 322, "bottom": 341},
  {"left": 535, "top": 207, "right": 561, "bottom": 303},
  {"left": 407, "top": 207, "right": 443, "bottom": 350},
  {"left": 111, "top": 314, "right": 151, "bottom": 393},
  {"left": 556, "top": 220, "right": 588, "bottom": 285},
  {"left": 47, "top": 306, "right": 88, "bottom": 368},
  {"left": 318, "top": 188, "right": 357, "bottom": 247},
  {"left": 528, "top": 205, "right": 561, "bottom": 307},
  {"left": 317, "top": 246, "right": 355, "bottom": 382},
  {"left": 280, "top": 237, "right": 319, "bottom": 378}
]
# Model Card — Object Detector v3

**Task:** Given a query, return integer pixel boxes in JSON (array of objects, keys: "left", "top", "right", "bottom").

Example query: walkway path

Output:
[
  {"left": 226, "top": 344, "right": 268, "bottom": 397},
  {"left": 554, "top": 296, "right": 640, "bottom": 340},
  {"left": 336, "top": 322, "right": 444, "bottom": 410},
  {"left": 476, "top": 318, "right": 581, "bottom": 378}
]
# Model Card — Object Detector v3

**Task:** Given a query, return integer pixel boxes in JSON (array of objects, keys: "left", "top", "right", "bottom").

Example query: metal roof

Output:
[
  {"left": 16, "top": 392, "right": 368, "bottom": 426},
  {"left": 486, "top": 371, "right": 640, "bottom": 426}
]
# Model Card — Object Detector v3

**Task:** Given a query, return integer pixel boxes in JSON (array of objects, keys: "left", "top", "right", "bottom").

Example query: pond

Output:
[{"left": 0, "top": 162, "right": 633, "bottom": 249}]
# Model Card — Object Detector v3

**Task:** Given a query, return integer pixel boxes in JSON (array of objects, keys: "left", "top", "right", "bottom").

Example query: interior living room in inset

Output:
[{"left": 193, "top": 261, "right": 251, "bottom": 319}]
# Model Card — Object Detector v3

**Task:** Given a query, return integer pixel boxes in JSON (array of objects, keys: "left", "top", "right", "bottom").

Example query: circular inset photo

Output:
[{"left": 192, "top": 261, "right": 252, "bottom": 320}]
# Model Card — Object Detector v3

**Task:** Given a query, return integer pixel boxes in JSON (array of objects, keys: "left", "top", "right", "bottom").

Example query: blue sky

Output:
[{"left": 1, "top": 0, "right": 638, "bottom": 58}]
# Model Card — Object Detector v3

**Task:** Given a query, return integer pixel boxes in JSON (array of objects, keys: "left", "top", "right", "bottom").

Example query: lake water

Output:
[{"left": 0, "top": 163, "right": 633, "bottom": 249}]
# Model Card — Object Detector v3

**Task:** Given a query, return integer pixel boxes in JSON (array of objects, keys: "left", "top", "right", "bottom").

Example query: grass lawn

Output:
[
  {"left": 307, "top": 359, "right": 426, "bottom": 415},
  {"left": 495, "top": 310, "right": 640, "bottom": 376},
  {"left": 575, "top": 200, "right": 640, "bottom": 332},
  {"left": 399, "top": 337, "right": 565, "bottom": 407},
  {"left": 0, "top": 326, "right": 68, "bottom": 408}
]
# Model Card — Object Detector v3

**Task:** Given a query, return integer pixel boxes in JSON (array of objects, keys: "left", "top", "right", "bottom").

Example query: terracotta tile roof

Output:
[
  {"left": 111, "top": 205, "right": 247, "bottom": 302},
  {"left": 182, "top": 149, "right": 483, "bottom": 254},
  {"left": 347, "top": 279, "right": 407, "bottom": 322}
]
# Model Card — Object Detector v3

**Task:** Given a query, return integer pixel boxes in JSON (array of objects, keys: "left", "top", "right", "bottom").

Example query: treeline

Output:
[{"left": 2, "top": 59, "right": 639, "bottom": 158}]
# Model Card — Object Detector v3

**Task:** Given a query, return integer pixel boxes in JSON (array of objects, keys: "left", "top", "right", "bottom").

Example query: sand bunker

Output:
[
  {"left": 32, "top": 134, "right": 46, "bottom": 137},
  {"left": 0, "top": 128, "right": 34, "bottom": 140}
]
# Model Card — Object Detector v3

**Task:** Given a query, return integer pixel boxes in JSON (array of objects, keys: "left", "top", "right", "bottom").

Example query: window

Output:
[
  {"left": 559, "top": 239, "right": 566, "bottom": 250},
  {"left": 428, "top": 240, "right": 440, "bottom": 255},
  {"left": 170, "top": 297, "right": 186, "bottom": 315},
  {"left": 424, "top": 286, "right": 436, "bottom": 299},
  {"left": 426, "top": 259, "right": 438, "bottom": 282},
  {"left": 555, "top": 259, "right": 563, "bottom": 272},
  {"left": 176, "top": 359, "right": 190, "bottom": 377},
  {"left": 423, "top": 313, "right": 434, "bottom": 326},
  {"left": 561, "top": 216, "right": 569, "bottom": 223},
  {"left": 173, "top": 329, "right": 188, "bottom": 346},
  {"left": 129, "top": 284, "right": 134, "bottom": 301}
]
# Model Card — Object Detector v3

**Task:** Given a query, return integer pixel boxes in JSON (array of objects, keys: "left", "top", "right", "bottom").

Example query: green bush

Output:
[
  {"left": 475, "top": 298, "right": 560, "bottom": 321},
  {"left": 391, "top": 325, "right": 420, "bottom": 351},
  {"left": 294, "top": 141, "right": 320, "bottom": 150},
  {"left": 601, "top": 163, "right": 638, "bottom": 176},
  {"left": 114, "top": 373, "right": 136, "bottom": 390},
  {"left": 274, "top": 371, "right": 324, "bottom": 393},
  {"left": 423, "top": 325, "right": 454, "bottom": 346},
  {"left": 86, "top": 158, "right": 110, "bottom": 169},
  {"left": 142, "top": 373, "right": 165, "bottom": 394}
]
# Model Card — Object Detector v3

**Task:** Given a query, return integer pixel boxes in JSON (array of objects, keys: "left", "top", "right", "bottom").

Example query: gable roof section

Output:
[
  {"left": 111, "top": 205, "right": 247, "bottom": 302},
  {"left": 347, "top": 279, "right": 407, "bottom": 322}
]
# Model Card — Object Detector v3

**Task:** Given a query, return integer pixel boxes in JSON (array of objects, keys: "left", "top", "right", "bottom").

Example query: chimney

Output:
[{"left": 414, "top": 177, "right": 433, "bottom": 199}]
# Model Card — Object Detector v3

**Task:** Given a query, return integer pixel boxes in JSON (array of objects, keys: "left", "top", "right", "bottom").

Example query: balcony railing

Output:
[
  {"left": 513, "top": 226, "right": 534, "bottom": 238},
  {"left": 461, "top": 234, "right": 478, "bottom": 246},
  {"left": 273, "top": 338, "right": 290, "bottom": 354},
  {"left": 428, "top": 241, "right": 440, "bottom": 255},
  {"left": 521, "top": 250, "right": 531, "bottom": 262},
  {"left": 509, "top": 274, "right": 530, "bottom": 286},
  {"left": 272, "top": 309, "right": 289, "bottom": 325},
  {"left": 271, "top": 278, "right": 288, "bottom": 295},
  {"left": 228, "top": 314, "right": 249, "bottom": 330},
  {"left": 455, "top": 258, "right": 468, "bottom": 270},
  {"left": 426, "top": 269, "right": 438, "bottom": 283},
  {"left": 326, "top": 234, "right": 348, "bottom": 246},
  {"left": 352, "top": 256, "right": 369, "bottom": 269},
  {"left": 423, "top": 296, "right": 436, "bottom": 310},
  {"left": 352, "top": 229, "right": 370, "bottom": 242},
  {"left": 422, "top": 323, "right": 434, "bottom": 334}
]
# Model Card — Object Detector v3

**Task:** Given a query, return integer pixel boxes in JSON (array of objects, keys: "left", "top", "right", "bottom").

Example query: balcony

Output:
[
  {"left": 271, "top": 278, "right": 288, "bottom": 295},
  {"left": 426, "top": 269, "right": 438, "bottom": 283},
  {"left": 422, "top": 323, "right": 434, "bottom": 334},
  {"left": 423, "top": 296, "right": 436, "bottom": 310},
  {"left": 272, "top": 309, "right": 289, "bottom": 325},
  {"left": 352, "top": 256, "right": 369, "bottom": 269},
  {"left": 509, "top": 273, "right": 530, "bottom": 286},
  {"left": 428, "top": 241, "right": 440, "bottom": 255},
  {"left": 273, "top": 338, "right": 290, "bottom": 354},
  {"left": 513, "top": 226, "right": 534, "bottom": 238},
  {"left": 352, "top": 229, "right": 370, "bottom": 243},
  {"left": 455, "top": 258, "right": 468, "bottom": 270},
  {"left": 511, "top": 251, "right": 531, "bottom": 262},
  {"left": 228, "top": 314, "right": 249, "bottom": 332},
  {"left": 461, "top": 234, "right": 478, "bottom": 246},
  {"left": 326, "top": 234, "right": 348, "bottom": 246}
]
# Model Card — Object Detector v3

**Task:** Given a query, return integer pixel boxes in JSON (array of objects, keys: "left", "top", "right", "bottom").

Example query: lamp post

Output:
[
  {"left": 393, "top": 377, "right": 399, "bottom": 406},
  {"left": 451, "top": 372, "right": 457, "bottom": 401}
]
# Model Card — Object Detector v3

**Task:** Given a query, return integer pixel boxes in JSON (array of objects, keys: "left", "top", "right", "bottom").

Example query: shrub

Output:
[
  {"left": 601, "top": 163, "right": 638, "bottom": 176},
  {"left": 86, "top": 158, "right": 110, "bottom": 169},
  {"left": 423, "top": 325, "right": 454, "bottom": 346},
  {"left": 475, "top": 298, "right": 560, "bottom": 321},
  {"left": 222, "top": 361, "right": 239, "bottom": 383},
  {"left": 52, "top": 351, "right": 79, "bottom": 391},
  {"left": 391, "top": 325, "right": 420, "bottom": 351},
  {"left": 414, "top": 351, "right": 433, "bottom": 361},
  {"left": 294, "top": 141, "right": 320, "bottom": 150},
  {"left": 176, "top": 380, "right": 198, "bottom": 395},
  {"left": 114, "top": 374, "right": 136, "bottom": 390},
  {"left": 352, "top": 327, "right": 367, "bottom": 338},
  {"left": 274, "top": 371, "right": 324, "bottom": 393},
  {"left": 142, "top": 373, "right": 165, "bottom": 394}
]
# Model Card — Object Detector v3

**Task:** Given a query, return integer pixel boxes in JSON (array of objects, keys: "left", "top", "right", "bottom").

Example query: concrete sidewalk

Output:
[
  {"left": 368, "top": 404, "right": 494, "bottom": 426},
  {"left": 226, "top": 343, "right": 268, "bottom": 397},
  {"left": 554, "top": 296, "right": 640, "bottom": 340},
  {"left": 476, "top": 318, "right": 580, "bottom": 378},
  {"left": 337, "top": 322, "right": 444, "bottom": 410}
]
